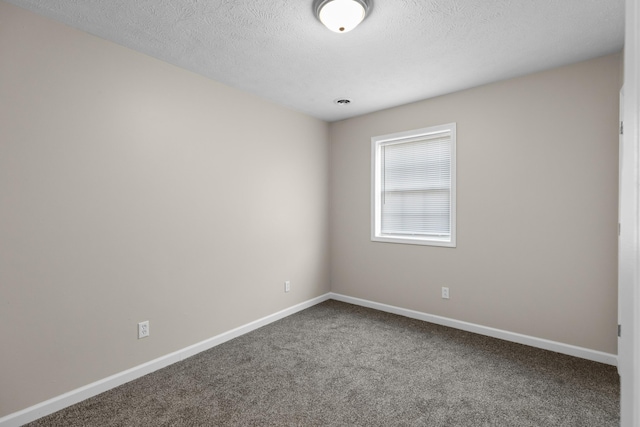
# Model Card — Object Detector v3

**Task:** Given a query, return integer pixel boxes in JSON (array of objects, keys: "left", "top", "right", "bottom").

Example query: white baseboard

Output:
[
  {"left": 0, "top": 293, "right": 331, "bottom": 427},
  {"left": 329, "top": 292, "right": 618, "bottom": 367}
]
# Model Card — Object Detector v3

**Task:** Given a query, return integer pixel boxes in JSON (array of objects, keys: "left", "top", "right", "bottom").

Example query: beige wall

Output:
[
  {"left": 0, "top": 1, "right": 329, "bottom": 416},
  {"left": 330, "top": 54, "right": 621, "bottom": 354}
]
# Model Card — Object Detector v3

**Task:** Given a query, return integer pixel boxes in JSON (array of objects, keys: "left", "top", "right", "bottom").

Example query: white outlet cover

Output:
[{"left": 138, "top": 321, "right": 149, "bottom": 339}]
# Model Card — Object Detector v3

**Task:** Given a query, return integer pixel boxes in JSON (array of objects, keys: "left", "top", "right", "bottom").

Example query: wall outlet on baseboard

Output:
[
  {"left": 284, "top": 281, "right": 291, "bottom": 293},
  {"left": 441, "top": 287, "right": 450, "bottom": 299},
  {"left": 138, "top": 321, "right": 149, "bottom": 339}
]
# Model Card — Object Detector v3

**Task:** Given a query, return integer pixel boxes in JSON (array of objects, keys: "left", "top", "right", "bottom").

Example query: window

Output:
[{"left": 371, "top": 123, "right": 456, "bottom": 247}]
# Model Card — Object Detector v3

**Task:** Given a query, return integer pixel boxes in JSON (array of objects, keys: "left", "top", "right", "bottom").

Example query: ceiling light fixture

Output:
[{"left": 314, "top": 0, "right": 370, "bottom": 33}]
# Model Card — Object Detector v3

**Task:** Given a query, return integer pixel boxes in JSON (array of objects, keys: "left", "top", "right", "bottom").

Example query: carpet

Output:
[{"left": 26, "top": 300, "right": 619, "bottom": 426}]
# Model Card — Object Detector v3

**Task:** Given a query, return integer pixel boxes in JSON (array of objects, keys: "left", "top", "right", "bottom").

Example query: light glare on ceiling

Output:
[{"left": 316, "top": 0, "right": 369, "bottom": 33}]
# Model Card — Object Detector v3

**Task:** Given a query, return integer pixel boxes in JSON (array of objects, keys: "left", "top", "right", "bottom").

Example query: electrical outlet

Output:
[
  {"left": 284, "top": 281, "right": 291, "bottom": 293},
  {"left": 138, "top": 321, "right": 149, "bottom": 339},
  {"left": 441, "top": 287, "right": 450, "bottom": 299}
]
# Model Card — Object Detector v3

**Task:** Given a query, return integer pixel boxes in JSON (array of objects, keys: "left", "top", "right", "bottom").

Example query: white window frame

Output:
[{"left": 371, "top": 123, "right": 456, "bottom": 247}]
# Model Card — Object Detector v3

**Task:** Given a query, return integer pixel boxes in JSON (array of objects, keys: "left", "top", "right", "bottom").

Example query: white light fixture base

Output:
[{"left": 314, "top": 0, "right": 371, "bottom": 33}]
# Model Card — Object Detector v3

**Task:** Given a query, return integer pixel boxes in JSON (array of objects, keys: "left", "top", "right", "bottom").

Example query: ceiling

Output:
[{"left": 5, "top": 0, "right": 625, "bottom": 122}]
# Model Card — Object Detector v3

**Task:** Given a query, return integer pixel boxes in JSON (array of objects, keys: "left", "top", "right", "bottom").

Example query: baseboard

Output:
[
  {"left": 0, "top": 293, "right": 331, "bottom": 427},
  {"left": 329, "top": 293, "right": 618, "bottom": 366}
]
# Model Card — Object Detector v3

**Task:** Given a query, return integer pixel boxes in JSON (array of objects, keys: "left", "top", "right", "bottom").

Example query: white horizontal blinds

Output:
[{"left": 381, "top": 131, "right": 452, "bottom": 237}]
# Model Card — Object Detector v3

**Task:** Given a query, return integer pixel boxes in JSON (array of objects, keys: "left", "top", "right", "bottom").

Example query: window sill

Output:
[{"left": 371, "top": 234, "right": 456, "bottom": 248}]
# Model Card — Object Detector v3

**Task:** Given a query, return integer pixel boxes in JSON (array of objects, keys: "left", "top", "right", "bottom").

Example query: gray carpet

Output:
[{"left": 26, "top": 300, "right": 619, "bottom": 426}]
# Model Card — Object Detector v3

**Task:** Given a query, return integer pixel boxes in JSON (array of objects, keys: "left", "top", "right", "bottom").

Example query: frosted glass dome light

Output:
[{"left": 315, "top": 0, "right": 370, "bottom": 33}]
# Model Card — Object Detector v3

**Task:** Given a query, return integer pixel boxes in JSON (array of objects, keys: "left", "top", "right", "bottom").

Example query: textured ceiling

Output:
[{"left": 4, "top": 0, "right": 625, "bottom": 122}]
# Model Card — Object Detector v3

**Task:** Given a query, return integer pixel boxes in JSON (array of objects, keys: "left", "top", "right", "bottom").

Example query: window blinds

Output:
[{"left": 380, "top": 132, "right": 452, "bottom": 238}]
